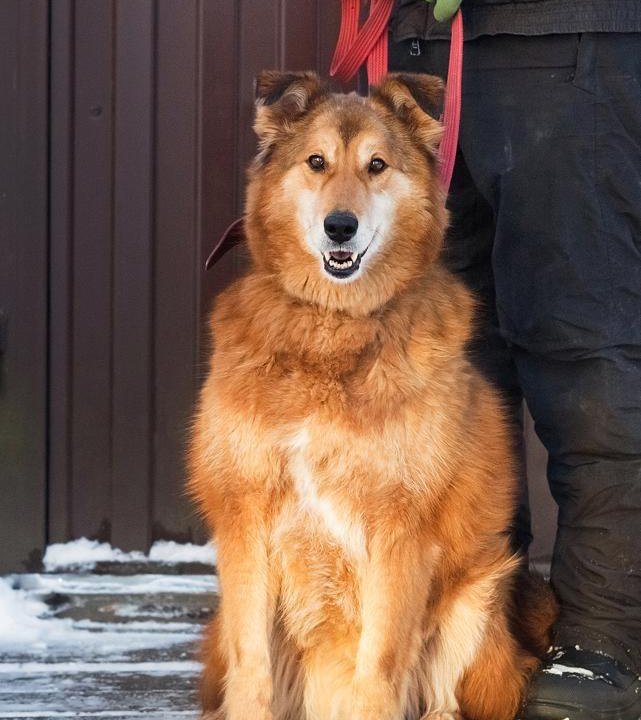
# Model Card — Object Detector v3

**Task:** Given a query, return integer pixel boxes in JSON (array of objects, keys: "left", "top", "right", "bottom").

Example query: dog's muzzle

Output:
[{"left": 322, "top": 210, "right": 364, "bottom": 278}]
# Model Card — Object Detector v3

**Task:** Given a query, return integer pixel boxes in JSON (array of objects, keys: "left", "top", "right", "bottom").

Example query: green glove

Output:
[{"left": 425, "top": 0, "right": 462, "bottom": 22}]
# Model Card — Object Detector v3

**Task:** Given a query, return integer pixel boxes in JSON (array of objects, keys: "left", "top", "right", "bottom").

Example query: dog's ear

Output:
[
  {"left": 255, "top": 71, "right": 325, "bottom": 112},
  {"left": 371, "top": 73, "right": 444, "bottom": 152},
  {"left": 254, "top": 71, "right": 327, "bottom": 156}
]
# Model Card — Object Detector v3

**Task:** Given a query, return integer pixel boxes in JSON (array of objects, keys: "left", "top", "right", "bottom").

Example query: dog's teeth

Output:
[
  {"left": 328, "top": 258, "right": 354, "bottom": 270},
  {"left": 350, "top": 252, "right": 358, "bottom": 261},
  {"left": 323, "top": 252, "right": 331, "bottom": 261}
]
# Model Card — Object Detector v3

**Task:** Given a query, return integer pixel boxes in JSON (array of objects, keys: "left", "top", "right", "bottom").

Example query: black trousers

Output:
[{"left": 389, "top": 33, "right": 641, "bottom": 672}]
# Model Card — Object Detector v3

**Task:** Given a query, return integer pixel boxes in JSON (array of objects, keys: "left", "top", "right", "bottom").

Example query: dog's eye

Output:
[
  {"left": 307, "top": 154, "right": 325, "bottom": 171},
  {"left": 368, "top": 158, "right": 387, "bottom": 174}
]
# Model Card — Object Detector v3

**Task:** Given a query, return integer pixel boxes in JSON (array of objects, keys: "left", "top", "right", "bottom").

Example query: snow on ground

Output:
[
  {"left": 17, "top": 573, "right": 219, "bottom": 596},
  {"left": 0, "top": 578, "right": 71, "bottom": 649},
  {"left": 0, "top": 576, "right": 209, "bottom": 659},
  {"left": 148, "top": 541, "right": 217, "bottom": 565},
  {"left": 43, "top": 538, "right": 217, "bottom": 572},
  {"left": 0, "top": 544, "right": 219, "bottom": 718},
  {"left": 0, "top": 660, "right": 202, "bottom": 676},
  {"left": 0, "top": 714, "right": 197, "bottom": 719}
]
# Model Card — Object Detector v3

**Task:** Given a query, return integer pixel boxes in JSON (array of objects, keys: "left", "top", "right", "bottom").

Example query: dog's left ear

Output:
[
  {"left": 254, "top": 71, "right": 327, "bottom": 156},
  {"left": 371, "top": 73, "right": 444, "bottom": 153}
]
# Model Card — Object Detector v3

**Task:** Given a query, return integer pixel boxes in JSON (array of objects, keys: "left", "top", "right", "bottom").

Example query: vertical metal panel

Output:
[
  {"left": 236, "top": 0, "right": 280, "bottom": 205},
  {"left": 152, "top": 0, "right": 201, "bottom": 541},
  {"left": 200, "top": 0, "right": 243, "bottom": 309},
  {"left": 70, "top": 0, "right": 115, "bottom": 541},
  {"left": 111, "top": 0, "right": 155, "bottom": 550},
  {"left": 48, "top": 0, "right": 74, "bottom": 544},
  {"left": 282, "top": 0, "right": 319, "bottom": 70},
  {"left": 0, "top": 0, "right": 49, "bottom": 571}
]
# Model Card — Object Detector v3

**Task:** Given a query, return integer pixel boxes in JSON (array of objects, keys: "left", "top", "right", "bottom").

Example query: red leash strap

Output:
[
  {"left": 331, "top": 1, "right": 463, "bottom": 192},
  {"left": 330, "top": 0, "right": 395, "bottom": 85},
  {"left": 366, "top": 0, "right": 392, "bottom": 85},
  {"left": 439, "top": 10, "right": 463, "bottom": 191}
]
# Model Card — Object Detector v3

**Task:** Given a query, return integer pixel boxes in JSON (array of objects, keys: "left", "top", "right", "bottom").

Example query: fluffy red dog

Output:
[{"left": 189, "top": 71, "right": 555, "bottom": 720}]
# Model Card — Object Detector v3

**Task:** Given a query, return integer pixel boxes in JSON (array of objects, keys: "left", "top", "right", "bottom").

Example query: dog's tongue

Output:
[{"left": 329, "top": 251, "right": 352, "bottom": 261}]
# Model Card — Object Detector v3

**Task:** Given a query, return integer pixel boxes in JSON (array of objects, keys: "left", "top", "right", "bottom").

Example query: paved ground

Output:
[{"left": 0, "top": 565, "right": 218, "bottom": 719}]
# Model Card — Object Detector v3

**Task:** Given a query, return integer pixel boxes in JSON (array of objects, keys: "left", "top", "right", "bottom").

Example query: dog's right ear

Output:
[
  {"left": 371, "top": 73, "right": 444, "bottom": 153},
  {"left": 254, "top": 71, "right": 327, "bottom": 156}
]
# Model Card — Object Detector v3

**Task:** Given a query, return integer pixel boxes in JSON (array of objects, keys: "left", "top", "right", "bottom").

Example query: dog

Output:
[{"left": 188, "top": 71, "right": 556, "bottom": 720}]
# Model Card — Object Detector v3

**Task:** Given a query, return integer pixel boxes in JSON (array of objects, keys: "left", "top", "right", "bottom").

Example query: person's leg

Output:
[{"left": 455, "top": 31, "right": 641, "bottom": 716}]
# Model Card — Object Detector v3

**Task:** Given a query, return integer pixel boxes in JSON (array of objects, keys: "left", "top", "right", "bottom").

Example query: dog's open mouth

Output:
[{"left": 322, "top": 249, "right": 365, "bottom": 278}]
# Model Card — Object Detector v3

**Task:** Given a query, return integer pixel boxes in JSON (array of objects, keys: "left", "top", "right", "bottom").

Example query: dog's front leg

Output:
[
  {"left": 215, "top": 497, "right": 275, "bottom": 720},
  {"left": 351, "top": 531, "right": 436, "bottom": 720}
]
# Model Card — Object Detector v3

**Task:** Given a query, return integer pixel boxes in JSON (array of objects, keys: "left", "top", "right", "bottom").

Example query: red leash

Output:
[
  {"left": 330, "top": 0, "right": 463, "bottom": 191},
  {"left": 329, "top": 0, "right": 395, "bottom": 86},
  {"left": 440, "top": 10, "right": 463, "bottom": 191}
]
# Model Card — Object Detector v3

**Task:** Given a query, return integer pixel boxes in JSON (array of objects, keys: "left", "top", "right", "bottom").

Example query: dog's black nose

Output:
[{"left": 324, "top": 211, "right": 358, "bottom": 244}]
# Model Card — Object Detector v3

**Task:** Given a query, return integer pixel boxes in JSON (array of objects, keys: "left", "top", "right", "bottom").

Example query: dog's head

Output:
[{"left": 245, "top": 71, "right": 447, "bottom": 314}]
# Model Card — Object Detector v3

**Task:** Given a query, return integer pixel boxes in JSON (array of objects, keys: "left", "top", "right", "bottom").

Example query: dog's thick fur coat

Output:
[{"left": 189, "top": 72, "right": 555, "bottom": 720}]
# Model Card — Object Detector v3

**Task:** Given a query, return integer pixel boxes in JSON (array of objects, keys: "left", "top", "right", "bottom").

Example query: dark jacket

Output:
[{"left": 393, "top": 0, "right": 641, "bottom": 41}]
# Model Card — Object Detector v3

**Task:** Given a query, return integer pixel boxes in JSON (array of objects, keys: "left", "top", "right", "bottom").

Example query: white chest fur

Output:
[{"left": 287, "top": 426, "right": 367, "bottom": 560}]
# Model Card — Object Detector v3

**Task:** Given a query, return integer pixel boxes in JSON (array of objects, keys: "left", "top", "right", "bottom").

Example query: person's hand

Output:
[{"left": 425, "top": 0, "right": 462, "bottom": 22}]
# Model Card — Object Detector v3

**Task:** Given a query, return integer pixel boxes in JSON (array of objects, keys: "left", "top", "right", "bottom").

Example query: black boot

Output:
[{"left": 519, "top": 646, "right": 641, "bottom": 720}]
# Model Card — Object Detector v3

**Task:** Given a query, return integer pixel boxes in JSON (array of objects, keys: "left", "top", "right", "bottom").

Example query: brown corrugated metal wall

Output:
[
  {"left": 45, "top": 0, "right": 345, "bottom": 558},
  {"left": 0, "top": 0, "right": 49, "bottom": 572},
  {"left": 0, "top": 0, "right": 556, "bottom": 571}
]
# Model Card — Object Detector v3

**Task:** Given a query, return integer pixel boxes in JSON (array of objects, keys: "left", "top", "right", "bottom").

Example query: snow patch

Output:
[
  {"left": 0, "top": 578, "right": 205, "bottom": 654},
  {"left": 43, "top": 538, "right": 216, "bottom": 572},
  {"left": 0, "top": 660, "right": 201, "bottom": 675},
  {"left": 543, "top": 663, "right": 595, "bottom": 678},
  {"left": 16, "top": 573, "right": 218, "bottom": 595},
  {"left": 0, "top": 578, "right": 72, "bottom": 648},
  {"left": 71, "top": 618, "right": 200, "bottom": 634},
  {"left": 148, "top": 540, "right": 217, "bottom": 565},
  {"left": 114, "top": 603, "right": 193, "bottom": 620},
  {"left": 0, "top": 713, "right": 197, "bottom": 718},
  {"left": 43, "top": 538, "right": 145, "bottom": 571}
]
